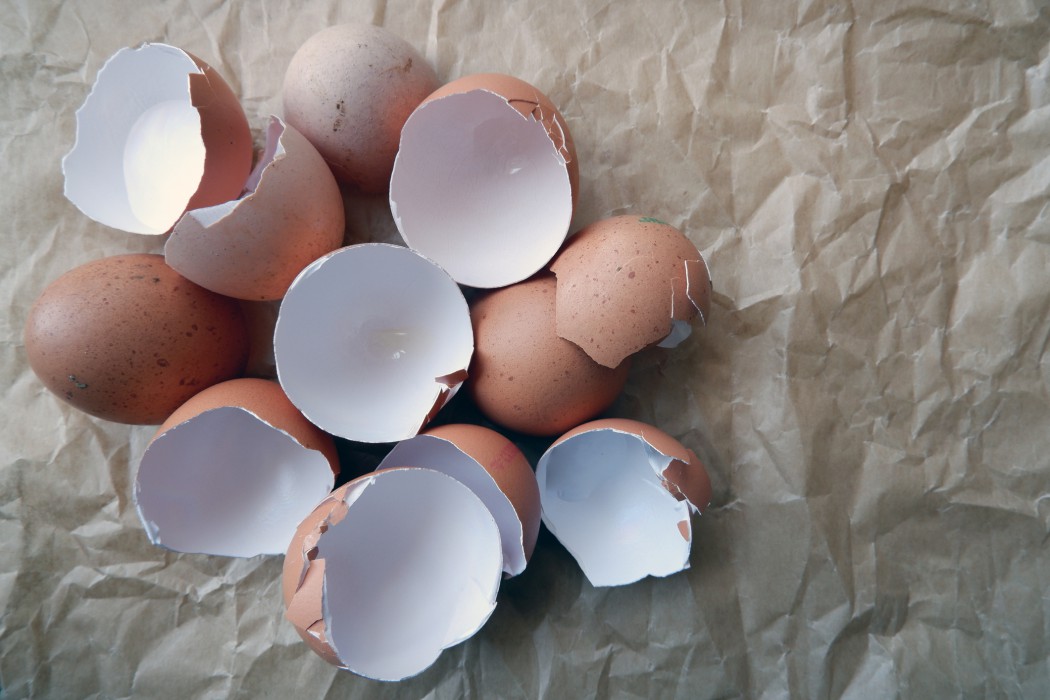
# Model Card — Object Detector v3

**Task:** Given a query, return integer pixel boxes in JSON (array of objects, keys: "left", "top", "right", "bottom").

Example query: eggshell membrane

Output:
[
  {"left": 389, "top": 74, "right": 577, "bottom": 288},
  {"left": 63, "top": 43, "right": 252, "bottom": 235},
  {"left": 379, "top": 423, "right": 540, "bottom": 576},
  {"left": 274, "top": 244, "right": 473, "bottom": 443},
  {"left": 282, "top": 468, "right": 502, "bottom": 680},
  {"left": 135, "top": 378, "right": 338, "bottom": 557},
  {"left": 166, "top": 117, "right": 345, "bottom": 301},
  {"left": 468, "top": 274, "right": 630, "bottom": 437},
  {"left": 550, "top": 216, "right": 713, "bottom": 368},
  {"left": 282, "top": 23, "right": 439, "bottom": 193},
  {"left": 537, "top": 419, "right": 713, "bottom": 587},
  {"left": 24, "top": 254, "right": 249, "bottom": 424}
]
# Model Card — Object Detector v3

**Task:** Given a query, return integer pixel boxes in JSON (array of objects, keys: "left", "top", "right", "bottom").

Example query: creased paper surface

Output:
[{"left": 2, "top": 0, "right": 1049, "bottom": 697}]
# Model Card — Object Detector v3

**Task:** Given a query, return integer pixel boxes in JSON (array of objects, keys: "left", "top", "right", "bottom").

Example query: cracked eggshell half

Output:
[
  {"left": 165, "top": 116, "right": 345, "bottom": 301},
  {"left": 282, "top": 467, "right": 503, "bottom": 681},
  {"left": 378, "top": 423, "right": 540, "bottom": 577},
  {"left": 135, "top": 378, "right": 338, "bottom": 557},
  {"left": 282, "top": 23, "right": 439, "bottom": 193},
  {"left": 63, "top": 43, "right": 252, "bottom": 235},
  {"left": 550, "top": 216, "right": 713, "bottom": 368},
  {"left": 389, "top": 74, "right": 578, "bottom": 288},
  {"left": 536, "top": 418, "right": 712, "bottom": 587},
  {"left": 274, "top": 244, "right": 473, "bottom": 443}
]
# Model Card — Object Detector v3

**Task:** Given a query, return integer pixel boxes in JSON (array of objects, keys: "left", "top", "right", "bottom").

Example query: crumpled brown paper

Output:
[{"left": 3, "top": 0, "right": 1050, "bottom": 697}]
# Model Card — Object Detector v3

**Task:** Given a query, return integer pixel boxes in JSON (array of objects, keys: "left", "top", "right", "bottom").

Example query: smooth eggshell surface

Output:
[
  {"left": 468, "top": 274, "right": 630, "bottom": 437},
  {"left": 24, "top": 254, "right": 249, "bottom": 424}
]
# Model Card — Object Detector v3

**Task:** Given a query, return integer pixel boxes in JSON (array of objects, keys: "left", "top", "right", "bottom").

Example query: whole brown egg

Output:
[{"left": 24, "top": 254, "right": 249, "bottom": 424}]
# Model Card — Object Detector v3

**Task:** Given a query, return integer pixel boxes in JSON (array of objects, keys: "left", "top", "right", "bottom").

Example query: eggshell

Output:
[
  {"left": 24, "top": 254, "right": 249, "bottom": 424},
  {"left": 274, "top": 244, "right": 473, "bottom": 443},
  {"left": 550, "top": 216, "right": 713, "bottom": 368},
  {"left": 282, "top": 467, "right": 503, "bottom": 680},
  {"left": 468, "top": 274, "right": 630, "bottom": 436},
  {"left": 63, "top": 43, "right": 252, "bottom": 235},
  {"left": 378, "top": 423, "right": 540, "bottom": 576},
  {"left": 165, "top": 117, "right": 345, "bottom": 300},
  {"left": 536, "top": 419, "right": 712, "bottom": 587},
  {"left": 135, "top": 378, "right": 338, "bottom": 557},
  {"left": 389, "top": 74, "right": 577, "bottom": 288},
  {"left": 282, "top": 23, "right": 439, "bottom": 193}
]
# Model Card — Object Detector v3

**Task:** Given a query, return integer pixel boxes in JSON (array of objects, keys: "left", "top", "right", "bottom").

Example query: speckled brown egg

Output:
[
  {"left": 24, "top": 254, "right": 249, "bottom": 424},
  {"left": 468, "top": 274, "right": 630, "bottom": 437},
  {"left": 282, "top": 23, "right": 439, "bottom": 193}
]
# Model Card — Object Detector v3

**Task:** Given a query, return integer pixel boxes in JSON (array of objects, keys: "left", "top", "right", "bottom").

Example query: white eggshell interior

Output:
[
  {"left": 274, "top": 244, "right": 473, "bottom": 443},
  {"left": 536, "top": 429, "right": 693, "bottom": 587},
  {"left": 63, "top": 44, "right": 207, "bottom": 235},
  {"left": 318, "top": 468, "right": 502, "bottom": 681},
  {"left": 389, "top": 89, "right": 573, "bottom": 288},
  {"left": 134, "top": 407, "right": 336, "bottom": 557},
  {"left": 380, "top": 435, "right": 527, "bottom": 576}
]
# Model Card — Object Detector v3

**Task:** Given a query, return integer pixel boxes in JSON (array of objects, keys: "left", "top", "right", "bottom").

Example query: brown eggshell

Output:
[
  {"left": 282, "top": 23, "right": 439, "bottom": 193},
  {"left": 166, "top": 117, "right": 346, "bottom": 300},
  {"left": 550, "top": 216, "right": 713, "bottom": 368},
  {"left": 24, "top": 254, "right": 249, "bottom": 424},
  {"left": 552, "top": 418, "right": 712, "bottom": 512},
  {"left": 423, "top": 74, "right": 579, "bottom": 208},
  {"left": 468, "top": 274, "right": 630, "bottom": 436}
]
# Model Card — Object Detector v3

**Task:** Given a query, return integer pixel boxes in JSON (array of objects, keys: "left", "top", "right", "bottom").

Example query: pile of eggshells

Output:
[{"left": 24, "top": 24, "right": 715, "bottom": 681}]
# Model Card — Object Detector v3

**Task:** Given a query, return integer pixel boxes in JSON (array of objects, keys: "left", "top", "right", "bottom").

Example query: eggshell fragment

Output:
[
  {"left": 24, "top": 254, "right": 249, "bottom": 424},
  {"left": 389, "top": 74, "right": 577, "bottom": 288},
  {"left": 282, "top": 467, "right": 503, "bottom": 681},
  {"left": 469, "top": 274, "right": 630, "bottom": 436},
  {"left": 135, "top": 378, "right": 338, "bottom": 557},
  {"left": 536, "top": 418, "right": 712, "bottom": 587},
  {"left": 274, "top": 244, "right": 473, "bottom": 443},
  {"left": 379, "top": 424, "right": 540, "bottom": 577},
  {"left": 63, "top": 43, "right": 252, "bottom": 235},
  {"left": 282, "top": 23, "right": 439, "bottom": 193},
  {"left": 550, "top": 216, "right": 713, "bottom": 368},
  {"left": 165, "top": 116, "right": 345, "bottom": 301}
]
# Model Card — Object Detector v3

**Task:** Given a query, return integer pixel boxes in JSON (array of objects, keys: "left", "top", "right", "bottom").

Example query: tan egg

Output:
[
  {"left": 166, "top": 117, "right": 346, "bottom": 300},
  {"left": 282, "top": 23, "right": 439, "bottom": 193},
  {"left": 536, "top": 418, "right": 713, "bottom": 587},
  {"left": 468, "top": 274, "right": 630, "bottom": 437},
  {"left": 389, "top": 74, "right": 578, "bottom": 288},
  {"left": 550, "top": 215, "right": 713, "bottom": 368},
  {"left": 24, "top": 254, "right": 249, "bottom": 424},
  {"left": 63, "top": 43, "right": 252, "bottom": 235},
  {"left": 282, "top": 467, "right": 503, "bottom": 680},
  {"left": 380, "top": 423, "right": 541, "bottom": 576},
  {"left": 135, "top": 378, "right": 339, "bottom": 557}
]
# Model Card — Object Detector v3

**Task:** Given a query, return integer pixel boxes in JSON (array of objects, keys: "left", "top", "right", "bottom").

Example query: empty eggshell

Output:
[
  {"left": 282, "top": 23, "right": 439, "bottom": 193},
  {"left": 135, "top": 378, "right": 339, "bottom": 557},
  {"left": 536, "top": 418, "right": 713, "bottom": 587},
  {"left": 468, "top": 274, "right": 630, "bottom": 437},
  {"left": 379, "top": 423, "right": 540, "bottom": 577},
  {"left": 282, "top": 467, "right": 503, "bottom": 681},
  {"left": 274, "top": 244, "right": 473, "bottom": 443},
  {"left": 389, "top": 74, "right": 578, "bottom": 288},
  {"left": 63, "top": 43, "right": 252, "bottom": 235},
  {"left": 550, "top": 216, "right": 713, "bottom": 368},
  {"left": 165, "top": 116, "right": 345, "bottom": 301}
]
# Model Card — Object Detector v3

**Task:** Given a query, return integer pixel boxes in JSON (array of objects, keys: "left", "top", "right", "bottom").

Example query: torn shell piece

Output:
[
  {"left": 165, "top": 116, "right": 345, "bottom": 301},
  {"left": 550, "top": 216, "right": 713, "bottom": 368},
  {"left": 378, "top": 424, "right": 540, "bottom": 577},
  {"left": 282, "top": 467, "right": 503, "bottom": 681},
  {"left": 536, "top": 418, "right": 712, "bottom": 587},
  {"left": 63, "top": 43, "right": 252, "bottom": 235},
  {"left": 389, "top": 74, "right": 578, "bottom": 288},
  {"left": 135, "top": 378, "right": 339, "bottom": 558},
  {"left": 274, "top": 244, "right": 473, "bottom": 443}
]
